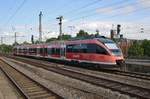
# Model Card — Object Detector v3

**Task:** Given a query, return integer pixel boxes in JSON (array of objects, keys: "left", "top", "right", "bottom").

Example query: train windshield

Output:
[
  {"left": 105, "top": 43, "right": 122, "bottom": 56},
  {"left": 98, "top": 38, "right": 122, "bottom": 56}
]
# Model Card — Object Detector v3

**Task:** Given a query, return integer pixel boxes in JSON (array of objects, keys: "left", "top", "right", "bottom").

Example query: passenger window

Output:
[
  {"left": 51, "top": 48, "right": 60, "bottom": 55},
  {"left": 51, "top": 48, "right": 55, "bottom": 55},
  {"left": 56, "top": 48, "right": 60, "bottom": 55},
  {"left": 48, "top": 48, "right": 51, "bottom": 54},
  {"left": 67, "top": 45, "right": 73, "bottom": 52},
  {"left": 44, "top": 48, "right": 47, "bottom": 54},
  {"left": 40, "top": 48, "right": 43, "bottom": 54},
  {"left": 87, "top": 44, "right": 96, "bottom": 53},
  {"left": 87, "top": 44, "right": 108, "bottom": 55},
  {"left": 96, "top": 46, "right": 107, "bottom": 55}
]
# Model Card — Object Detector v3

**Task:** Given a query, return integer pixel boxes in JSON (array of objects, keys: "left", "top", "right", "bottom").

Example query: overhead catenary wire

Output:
[
  {"left": 66, "top": 0, "right": 130, "bottom": 17},
  {"left": 49, "top": 0, "right": 133, "bottom": 27},
  {"left": 67, "top": 0, "right": 149, "bottom": 23},
  {"left": 4, "top": 0, "right": 27, "bottom": 25},
  {"left": 63, "top": 0, "right": 103, "bottom": 15},
  {"left": 49, "top": 0, "right": 103, "bottom": 22},
  {"left": 0, "top": 0, "right": 18, "bottom": 23},
  {"left": 59, "top": 0, "right": 150, "bottom": 34}
]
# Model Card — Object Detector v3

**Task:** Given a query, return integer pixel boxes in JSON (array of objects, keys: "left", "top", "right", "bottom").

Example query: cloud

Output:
[
  {"left": 96, "top": 7, "right": 114, "bottom": 15},
  {"left": 43, "top": 31, "right": 59, "bottom": 41},
  {"left": 62, "top": 19, "right": 68, "bottom": 23},
  {"left": 2, "top": 19, "right": 150, "bottom": 44},
  {"left": 76, "top": 21, "right": 112, "bottom": 31},
  {"left": 74, "top": 20, "right": 150, "bottom": 40},
  {"left": 138, "top": 0, "right": 150, "bottom": 7},
  {"left": 96, "top": 4, "right": 137, "bottom": 16},
  {"left": 121, "top": 6, "right": 136, "bottom": 14}
]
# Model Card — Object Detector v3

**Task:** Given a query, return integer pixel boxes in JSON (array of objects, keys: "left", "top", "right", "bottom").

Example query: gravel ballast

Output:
[{"left": 1, "top": 57, "right": 136, "bottom": 99}]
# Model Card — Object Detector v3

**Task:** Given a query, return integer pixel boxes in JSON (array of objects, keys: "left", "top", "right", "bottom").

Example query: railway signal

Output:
[
  {"left": 117, "top": 24, "right": 121, "bottom": 35},
  {"left": 31, "top": 35, "right": 34, "bottom": 44},
  {"left": 56, "top": 16, "right": 63, "bottom": 40}
]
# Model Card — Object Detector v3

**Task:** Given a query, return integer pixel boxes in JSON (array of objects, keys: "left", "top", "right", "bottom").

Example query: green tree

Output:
[
  {"left": 141, "top": 40, "right": 150, "bottom": 56},
  {"left": 58, "top": 34, "right": 72, "bottom": 40},
  {"left": 128, "top": 41, "right": 144, "bottom": 57},
  {"left": 22, "top": 41, "right": 30, "bottom": 44},
  {"left": 46, "top": 37, "right": 57, "bottom": 43},
  {"left": 76, "top": 30, "right": 89, "bottom": 37},
  {"left": 12, "top": 42, "right": 19, "bottom": 46},
  {"left": 0, "top": 44, "right": 13, "bottom": 54}
]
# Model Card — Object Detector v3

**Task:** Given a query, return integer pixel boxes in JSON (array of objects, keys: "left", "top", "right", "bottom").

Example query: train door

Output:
[{"left": 60, "top": 42, "right": 66, "bottom": 59}]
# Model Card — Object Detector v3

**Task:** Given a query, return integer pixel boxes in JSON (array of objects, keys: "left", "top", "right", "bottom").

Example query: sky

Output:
[{"left": 0, "top": 0, "right": 150, "bottom": 44}]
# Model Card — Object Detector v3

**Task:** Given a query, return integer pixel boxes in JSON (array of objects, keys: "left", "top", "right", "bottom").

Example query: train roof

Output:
[{"left": 14, "top": 36, "right": 115, "bottom": 48}]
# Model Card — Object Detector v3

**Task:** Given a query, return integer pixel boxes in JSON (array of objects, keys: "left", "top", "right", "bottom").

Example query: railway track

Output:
[
  {"left": 108, "top": 70, "right": 150, "bottom": 81},
  {"left": 4, "top": 56, "right": 150, "bottom": 99},
  {"left": 10, "top": 55, "right": 150, "bottom": 81},
  {"left": 0, "top": 59, "right": 62, "bottom": 99},
  {"left": 93, "top": 68, "right": 150, "bottom": 81}
]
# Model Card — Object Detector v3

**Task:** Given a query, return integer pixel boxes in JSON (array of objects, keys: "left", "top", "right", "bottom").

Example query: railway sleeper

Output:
[
  {"left": 29, "top": 93, "right": 53, "bottom": 99},
  {"left": 24, "top": 87, "right": 43, "bottom": 90},
  {"left": 28, "top": 90, "right": 50, "bottom": 96},
  {"left": 25, "top": 88, "right": 45, "bottom": 93}
]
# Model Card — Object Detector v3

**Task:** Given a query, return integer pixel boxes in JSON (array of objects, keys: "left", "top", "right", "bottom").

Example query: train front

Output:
[
  {"left": 105, "top": 42, "right": 124, "bottom": 65},
  {"left": 98, "top": 37, "right": 125, "bottom": 66}
]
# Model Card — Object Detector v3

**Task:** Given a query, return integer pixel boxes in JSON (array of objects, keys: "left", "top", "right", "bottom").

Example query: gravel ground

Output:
[
  {"left": 0, "top": 68, "right": 23, "bottom": 99},
  {"left": 1, "top": 57, "right": 137, "bottom": 99}
]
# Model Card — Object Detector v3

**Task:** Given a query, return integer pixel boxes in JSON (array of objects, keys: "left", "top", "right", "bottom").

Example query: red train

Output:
[{"left": 13, "top": 36, "right": 124, "bottom": 68}]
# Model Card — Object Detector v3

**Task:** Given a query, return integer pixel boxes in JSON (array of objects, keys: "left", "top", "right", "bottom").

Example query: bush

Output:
[
  {"left": 0, "top": 44, "right": 13, "bottom": 54},
  {"left": 128, "top": 41, "right": 144, "bottom": 57},
  {"left": 141, "top": 40, "right": 150, "bottom": 57}
]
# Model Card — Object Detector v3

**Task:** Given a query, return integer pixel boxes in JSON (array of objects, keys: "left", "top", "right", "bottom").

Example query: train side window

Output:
[
  {"left": 87, "top": 44, "right": 108, "bottom": 55},
  {"left": 33, "top": 48, "right": 37, "bottom": 53},
  {"left": 51, "top": 48, "right": 55, "bottom": 55},
  {"left": 96, "top": 45, "right": 108, "bottom": 55},
  {"left": 66, "top": 45, "right": 73, "bottom": 52},
  {"left": 51, "top": 48, "right": 60, "bottom": 55},
  {"left": 40, "top": 48, "right": 43, "bottom": 54},
  {"left": 67, "top": 44, "right": 87, "bottom": 53},
  {"left": 44, "top": 48, "right": 47, "bottom": 54},
  {"left": 81, "top": 44, "right": 87, "bottom": 53},
  {"left": 56, "top": 48, "right": 60, "bottom": 55},
  {"left": 48, "top": 48, "right": 51, "bottom": 54},
  {"left": 87, "top": 44, "right": 96, "bottom": 53},
  {"left": 72, "top": 44, "right": 80, "bottom": 53},
  {"left": 37, "top": 48, "right": 40, "bottom": 54}
]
